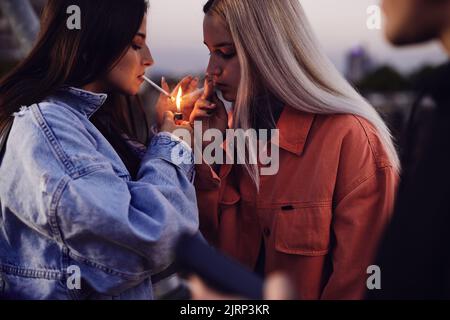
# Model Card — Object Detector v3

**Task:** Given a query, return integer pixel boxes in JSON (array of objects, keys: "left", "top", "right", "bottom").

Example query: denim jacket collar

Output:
[{"left": 55, "top": 86, "right": 108, "bottom": 118}]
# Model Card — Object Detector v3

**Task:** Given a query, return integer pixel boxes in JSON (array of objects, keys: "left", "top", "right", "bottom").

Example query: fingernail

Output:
[{"left": 162, "top": 76, "right": 166, "bottom": 83}]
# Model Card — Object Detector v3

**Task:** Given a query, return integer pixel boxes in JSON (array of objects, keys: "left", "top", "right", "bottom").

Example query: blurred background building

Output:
[
  {"left": 344, "top": 44, "right": 441, "bottom": 146},
  {"left": 346, "top": 46, "right": 374, "bottom": 84}
]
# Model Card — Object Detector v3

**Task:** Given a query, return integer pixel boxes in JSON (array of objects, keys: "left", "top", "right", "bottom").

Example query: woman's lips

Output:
[{"left": 214, "top": 83, "right": 228, "bottom": 90}]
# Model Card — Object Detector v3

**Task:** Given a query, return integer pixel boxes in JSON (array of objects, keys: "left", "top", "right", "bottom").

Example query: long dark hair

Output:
[
  {"left": 203, "top": 0, "right": 217, "bottom": 13},
  {"left": 91, "top": 93, "right": 150, "bottom": 178},
  {"left": 0, "top": 0, "right": 148, "bottom": 132}
]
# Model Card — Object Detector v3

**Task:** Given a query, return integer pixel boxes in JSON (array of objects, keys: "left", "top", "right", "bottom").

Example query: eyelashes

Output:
[
  {"left": 132, "top": 44, "right": 142, "bottom": 51},
  {"left": 220, "top": 52, "right": 236, "bottom": 60},
  {"left": 209, "top": 51, "right": 236, "bottom": 60}
]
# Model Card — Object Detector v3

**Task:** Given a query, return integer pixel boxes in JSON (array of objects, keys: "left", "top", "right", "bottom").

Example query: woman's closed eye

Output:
[
  {"left": 209, "top": 50, "right": 236, "bottom": 60},
  {"left": 132, "top": 44, "right": 143, "bottom": 51}
]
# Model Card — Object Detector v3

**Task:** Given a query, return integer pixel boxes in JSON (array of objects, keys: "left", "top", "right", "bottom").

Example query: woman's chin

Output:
[
  {"left": 222, "top": 90, "right": 236, "bottom": 102},
  {"left": 121, "top": 85, "right": 140, "bottom": 96}
]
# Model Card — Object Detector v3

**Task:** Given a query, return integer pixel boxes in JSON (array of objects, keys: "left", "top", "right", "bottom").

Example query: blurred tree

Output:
[{"left": 357, "top": 65, "right": 411, "bottom": 93}]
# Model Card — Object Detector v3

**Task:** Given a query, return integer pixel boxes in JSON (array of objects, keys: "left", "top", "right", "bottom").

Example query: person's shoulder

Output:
[
  {"left": 6, "top": 104, "right": 66, "bottom": 177},
  {"left": 13, "top": 101, "right": 103, "bottom": 173},
  {"left": 37, "top": 99, "right": 86, "bottom": 129},
  {"left": 316, "top": 113, "right": 370, "bottom": 137},
  {"left": 314, "top": 113, "right": 393, "bottom": 169}
]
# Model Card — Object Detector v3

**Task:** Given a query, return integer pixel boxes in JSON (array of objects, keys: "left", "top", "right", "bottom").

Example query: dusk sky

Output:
[{"left": 146, "top": 0, "right": 448, "bottom": 77}]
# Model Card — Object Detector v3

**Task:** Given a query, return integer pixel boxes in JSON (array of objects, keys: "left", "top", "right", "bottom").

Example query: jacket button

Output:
[{"left": 263, "top": 228, "right": 271, "bottom": 238}]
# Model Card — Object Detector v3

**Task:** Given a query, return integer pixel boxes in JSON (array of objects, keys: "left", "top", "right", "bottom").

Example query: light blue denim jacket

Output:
[{"left": 0, "top": 87, "right": 198, "bottom": 300}]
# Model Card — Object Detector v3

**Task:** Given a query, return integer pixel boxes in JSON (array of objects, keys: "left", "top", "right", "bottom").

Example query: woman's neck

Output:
[
  {"left": 82, "top": 81, "right": 107, "bottom": 94},
  {"left": 439, "top": 9, "right": 450, "bottom": 55},
  {"left": 441, "top": 28, "right": 450, "bottom": 56}
]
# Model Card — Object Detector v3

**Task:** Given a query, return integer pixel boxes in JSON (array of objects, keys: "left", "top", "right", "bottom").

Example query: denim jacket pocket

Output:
[
  {"left": 274, "top": 203, "right": 332, "bottom": 257},
  {"left": 217, "top": 183, "right": 241, "bottom": 227},
  {"left": 219, "top": 183, "right": 241, "bottom": 206}
]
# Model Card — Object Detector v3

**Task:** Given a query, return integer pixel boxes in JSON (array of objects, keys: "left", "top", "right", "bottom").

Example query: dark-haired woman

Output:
[{"left": 0, "top": 0, "right": 197, "bottom": 299}]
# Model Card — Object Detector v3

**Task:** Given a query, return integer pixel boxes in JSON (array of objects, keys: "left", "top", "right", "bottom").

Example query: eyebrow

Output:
[
  {"left": 204, "top": 41, "right": 234, "bottom": 48},
  {"left": 136, "top": 32, "right": 146, "bottom": 39}
]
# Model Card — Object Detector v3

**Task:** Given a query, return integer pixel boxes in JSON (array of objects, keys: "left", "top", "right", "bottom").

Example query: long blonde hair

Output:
[{"left": 205, "top": 0, "right": 400, "bottom": 187}]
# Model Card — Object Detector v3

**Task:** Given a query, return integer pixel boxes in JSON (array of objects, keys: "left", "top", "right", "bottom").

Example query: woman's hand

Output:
[
  {"left": 160, "top": 111, "right": 194, "bottom": 148},
  {"left": 155, "top": 76, "right": 200, "bottom": 127},
  {"left": 188, "top": 273, "right": 296, "bottom": 300},
  {"left": 189, "top": 76, "right": 228, "bottom": 139}
]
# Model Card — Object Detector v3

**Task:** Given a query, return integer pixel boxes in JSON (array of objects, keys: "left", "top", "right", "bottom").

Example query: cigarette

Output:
[
  {"left": 183, "top": 87, "right": 205, "bottom": 99},
  {"left": 143, "top": 76, "right": 175, "bottom": 101}
]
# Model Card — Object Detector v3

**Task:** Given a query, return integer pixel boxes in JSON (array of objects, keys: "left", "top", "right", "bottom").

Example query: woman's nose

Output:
[
  {"left": 206, "top": 59, "right": 222, "bottom": 77},
  {"left": 143, "top": 46, "right": 154, "bottom": 67}
]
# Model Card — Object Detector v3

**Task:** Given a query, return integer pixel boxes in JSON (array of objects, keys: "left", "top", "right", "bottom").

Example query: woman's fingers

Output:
[
  {"left": 162, "top": 111, "right": 175, "bottom": 125},
  {"left": 180, "top": 76, "right": 194, "bottom": 93},
  {"left": 159, "top": 112, "right": 193, "bottom": 147},
  {"left": 155, "top": 78, "right": 176, "bottom": 126},
  {"left": 263, "top": 273, "right": 296, "bottom": 300},
  {"left": 202, "top": 75, "right": 214, "bottom": 100},
  {"left": 190, "top": 108, "right": 213, "bottom": 123},
  {"left": 195, "top": 99, "right": 216, "bottom": 110},
  {"left": 161, "top": 76, "right": 170, "bottom": 93},
  {"left": 199, "top": 103, "right": 217, "bottom": 110},
  {"left": 187, "top": 77, "right": 200, "bottom": 93},
  {"left": 189, "top": 102, "right": 216, "bottom": 122},
  {"left": 161, "top": 110, "right": 189, "bottom": 130},
  {"left": 181, "top": 77, "right": 203, "bottom": 116},
  {"left": 160, "top": 75, "right": 203, "bottom": 98},
  {"left": 160, "top": 112, "right": 175, "bottom": 134},
  {"left": 172, "top": 76, "right": 194, "bottom": 96},
  {"left": 188, "top": 275, "right": 242, "bottom": 300},
  {"left": 189, "top": 96, "right": 220, "bottom": 123}
]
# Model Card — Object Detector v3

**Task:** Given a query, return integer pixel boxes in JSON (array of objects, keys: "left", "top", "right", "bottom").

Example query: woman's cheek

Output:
[
  {"left": 110, "top": 50, "right": 139, "bottom": 94},
  {"left": 228, "top": 60, "right": 241, "bottom": 95},
  {"left": 230, "top": 57, "right": 241, "bottom": 78}
]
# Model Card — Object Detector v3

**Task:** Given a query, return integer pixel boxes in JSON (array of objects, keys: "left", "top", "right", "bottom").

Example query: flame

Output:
[{"left": 176, "top": 87, "right": 182, "bottom": 113}]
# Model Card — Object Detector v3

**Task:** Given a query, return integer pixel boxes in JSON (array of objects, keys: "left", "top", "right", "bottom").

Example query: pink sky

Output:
[{"left": 147, "top": 0, "right": 448, "bottom": 76}]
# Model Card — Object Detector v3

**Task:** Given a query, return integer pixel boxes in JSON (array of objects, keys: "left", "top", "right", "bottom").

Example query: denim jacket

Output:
[{"left": 0, "top": 87, "right": 198, "bottom": 300}]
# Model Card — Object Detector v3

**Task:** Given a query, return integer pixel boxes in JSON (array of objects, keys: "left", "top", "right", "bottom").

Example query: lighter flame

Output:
[{"left": 176, "top": 87, "right": 182, "bottom": 113}]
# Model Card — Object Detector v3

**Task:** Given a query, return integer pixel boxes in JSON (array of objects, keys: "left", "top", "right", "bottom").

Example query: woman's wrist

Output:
[{"left": 147, "top": 132, "right": 195, "bottom": 180}]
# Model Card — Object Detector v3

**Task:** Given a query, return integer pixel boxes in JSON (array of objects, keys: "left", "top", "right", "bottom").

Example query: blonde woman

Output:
[{"left": 189, "top": 0, "right": 400, "bottom": 299}]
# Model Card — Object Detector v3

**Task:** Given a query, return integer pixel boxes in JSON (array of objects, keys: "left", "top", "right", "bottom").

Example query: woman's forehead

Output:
[{"left": 203, "top": 14, "right": 233, "bottom": 47}]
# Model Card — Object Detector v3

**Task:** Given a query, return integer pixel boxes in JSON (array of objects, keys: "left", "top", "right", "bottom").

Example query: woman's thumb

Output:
[{"left": 163, "top": 111, "right": 175, "bottom": 123}]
